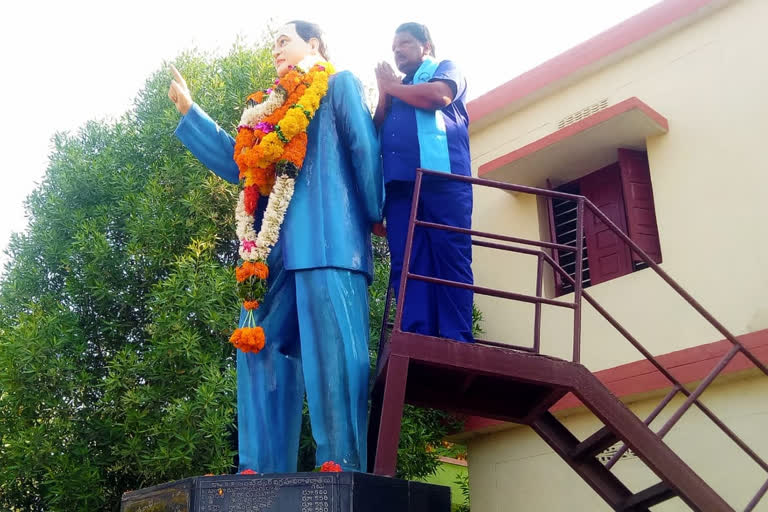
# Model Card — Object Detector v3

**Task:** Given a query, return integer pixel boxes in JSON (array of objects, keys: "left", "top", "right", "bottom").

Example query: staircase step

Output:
[
  {"left": 571, "top": 426, "right": 619, "bottom": 461},
  {"left": 531, "top": 413, "right": 639, "bottom": 509},
  {"left": 620, "top": 482, "right": 677, "bottom": 511}
]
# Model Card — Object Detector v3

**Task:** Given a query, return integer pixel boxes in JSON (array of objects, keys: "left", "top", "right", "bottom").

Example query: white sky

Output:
[{"left": 0, "top": 0, "right": 660, "bottom": 268}]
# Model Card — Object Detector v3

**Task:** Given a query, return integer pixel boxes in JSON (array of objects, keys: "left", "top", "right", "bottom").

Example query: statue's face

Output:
[
  {"left": 392, "top": 31, "right": 430, "bottom": 75},
  {"left": 272, "top": 24, "right": 315, "bottom": 77}
]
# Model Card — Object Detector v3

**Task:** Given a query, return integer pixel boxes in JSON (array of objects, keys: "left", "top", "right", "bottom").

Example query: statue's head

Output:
[
  {"left": 392, "top": 22, "right": 435, "bottom": 75},
  {"left": 272, "top": 21, "right": 329, "bottom": 77}
]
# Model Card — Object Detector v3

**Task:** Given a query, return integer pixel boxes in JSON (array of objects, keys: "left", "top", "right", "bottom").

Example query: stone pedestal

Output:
[{"left": 121, "top": 472, "right": 450, "bottom": 512}]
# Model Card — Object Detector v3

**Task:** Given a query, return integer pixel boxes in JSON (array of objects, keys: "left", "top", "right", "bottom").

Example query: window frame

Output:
[{"left": 546, "top": 149, "right": 662, "bottom": 297}]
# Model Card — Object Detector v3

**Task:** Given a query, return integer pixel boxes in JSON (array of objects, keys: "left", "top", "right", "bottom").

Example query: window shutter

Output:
[
  {"left": 580, "top": 163, "right": 633, "bottom": 285},
  {"left": 618, "top": 149, "right": 662, "bottom": 264}
]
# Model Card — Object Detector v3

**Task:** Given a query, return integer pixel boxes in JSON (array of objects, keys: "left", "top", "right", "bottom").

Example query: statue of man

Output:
[{"left": 168, "top": 20, "right": 383, "bottom": 473}]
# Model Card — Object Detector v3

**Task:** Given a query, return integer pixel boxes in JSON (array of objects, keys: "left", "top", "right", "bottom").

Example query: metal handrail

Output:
[
  {"left": 380, "top": 167, "right": 768, "bottom": 510},
  {"left": 548, "top": 250, "right": 768, "bottom": 477}
]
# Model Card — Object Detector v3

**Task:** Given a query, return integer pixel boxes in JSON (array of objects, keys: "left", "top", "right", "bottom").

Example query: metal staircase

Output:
[{"left": 368, "top": 169, "right": 768, "bottom": 511}]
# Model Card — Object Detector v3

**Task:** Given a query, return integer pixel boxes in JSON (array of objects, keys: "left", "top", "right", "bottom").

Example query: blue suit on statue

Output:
[{"left": 174, "top": 71, "right": 384, "bottom": 473}]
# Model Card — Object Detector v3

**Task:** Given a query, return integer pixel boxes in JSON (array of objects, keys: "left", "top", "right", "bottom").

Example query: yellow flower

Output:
[
  {"left": 280, "top": 109, "right": 309, "bottom": 139},
  {"left": 244, "top": 173, "right": 257, "bottom": 187},
  {"left": 258, "top": 133, "right": 284, "bottom": 167},
  {"left": 279, "top": 117, "right": 299, "bottom": 139},
  {"left": 303, "top": 93, "right": 321, "bottom": 112},
  {"left": 311, "top": 73, "right": 329, "bottom": 91}
]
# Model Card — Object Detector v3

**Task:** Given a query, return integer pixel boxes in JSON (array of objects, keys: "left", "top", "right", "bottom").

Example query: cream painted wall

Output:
[
  {"left": 466, "top": 376, "right": 768, "bottom": 511},
  {"left": 466, "top": 1, "right": 768, "bottom": 509},
  {"left": 470, "top": 0, "right": 768, "bottom": 370}
]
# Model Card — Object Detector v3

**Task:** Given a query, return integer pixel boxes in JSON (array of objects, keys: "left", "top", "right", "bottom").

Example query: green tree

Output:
[
  {"left": 0, "top": 42, "right": 274, "bottom": 511},
  {"left": 0, "top": 40, "right": 474, "bottom": 511},
  {"left": 454, "top": 472, "right": 471, "bottom": 512}
]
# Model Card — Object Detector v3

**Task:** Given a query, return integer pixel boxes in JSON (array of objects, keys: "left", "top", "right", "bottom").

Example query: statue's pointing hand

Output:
[{"left": 168, "top": 65, "right": 193, "bottom": 116}]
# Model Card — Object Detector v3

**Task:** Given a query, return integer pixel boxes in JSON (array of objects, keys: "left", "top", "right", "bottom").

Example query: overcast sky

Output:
[{"left": 0, "top": 0, "right": 661, "bottom": 268}]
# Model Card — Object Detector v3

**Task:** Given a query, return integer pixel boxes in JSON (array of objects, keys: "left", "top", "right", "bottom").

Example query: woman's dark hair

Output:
[
  {"left": 395, "top": 22, "right": 435, "bottom": 56},
  {"left": 288, "top": 20, "right": 330, "bottom": 60}
]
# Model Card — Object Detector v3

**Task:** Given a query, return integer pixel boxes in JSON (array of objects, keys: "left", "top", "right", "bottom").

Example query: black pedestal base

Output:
[{"left": 121, "top": 472, "right": 450, "bottom": 511}]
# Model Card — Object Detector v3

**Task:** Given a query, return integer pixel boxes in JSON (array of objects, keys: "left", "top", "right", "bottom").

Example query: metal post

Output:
[
  {"left": 534, "top": 253, "right": 544, "bottom": 354},
  {"left": 393, "top": 169, "right": 424, "bottom": 333},
  {"left": 572, "top": 199, "right": 585, "bottom": 362}
]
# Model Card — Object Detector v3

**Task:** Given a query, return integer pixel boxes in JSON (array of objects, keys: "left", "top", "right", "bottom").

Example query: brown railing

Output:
[{"left": 378, "top": 168, "right": 768, "bottom": 511}]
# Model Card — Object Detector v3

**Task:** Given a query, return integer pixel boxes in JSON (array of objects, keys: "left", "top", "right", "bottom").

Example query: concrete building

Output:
[{"left": 455, "top": 0, "right": 768, "bottom": 509}]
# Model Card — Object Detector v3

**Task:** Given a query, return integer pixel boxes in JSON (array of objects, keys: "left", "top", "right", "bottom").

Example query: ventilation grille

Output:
[
  {"left": 552, "top": 183, "right": 591, "bottom": 294},
  {"left": 558, "top": 99, "right": 609, "bottom": 130},
  {"left": 598, "top": 443, "right": 638, "bottom": 464}
]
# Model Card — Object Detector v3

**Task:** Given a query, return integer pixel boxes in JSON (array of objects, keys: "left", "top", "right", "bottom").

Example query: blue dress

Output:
[{"left": 175, "top": 71, "right": 384, "bottom": 473}]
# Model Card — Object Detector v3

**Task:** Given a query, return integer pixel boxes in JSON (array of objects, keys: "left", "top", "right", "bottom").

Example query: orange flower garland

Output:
[
  {"left": 230, "top": 326, "right": 266, "bottom": 354},
  {"left": 230, "top": 61, "right": 335, "bottom": 354},
  {"left": 235, "top": 261, "right": 269, "bottom": 282}
]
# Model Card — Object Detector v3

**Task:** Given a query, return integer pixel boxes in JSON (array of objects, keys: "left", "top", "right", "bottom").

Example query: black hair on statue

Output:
[{"left": 287, "top": 20, "right": 330, "bottom": 60}]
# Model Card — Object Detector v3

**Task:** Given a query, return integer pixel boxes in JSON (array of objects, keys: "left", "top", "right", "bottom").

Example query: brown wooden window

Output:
[{"left": 547, "top": 149, "right": 662, "bottom": 296}]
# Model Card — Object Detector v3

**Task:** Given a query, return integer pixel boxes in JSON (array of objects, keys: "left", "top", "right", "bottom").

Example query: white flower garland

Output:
[
  {"left": 237, "top": 175, "right": 295, "bottom": 262},
  {"left": 238, "top": 88, "right": 286, "bottom": 128},
  {"left": 236, "top": 190, "right": 258, "bottom": 260},
  {"left": 254, "top": 175, "right": 294, "bottom": 260}
]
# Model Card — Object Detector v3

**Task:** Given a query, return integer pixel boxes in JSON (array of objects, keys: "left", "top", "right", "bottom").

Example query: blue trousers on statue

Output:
[
  {"left": 236, "top": 241, "right": 371, "bottom": 473},
  {"left": 385, "top": 177, "right": 475, "bottom": 343}
]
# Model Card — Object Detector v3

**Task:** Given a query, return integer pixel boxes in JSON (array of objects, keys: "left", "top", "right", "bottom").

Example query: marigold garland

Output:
[
  {"left": 230, "top": 59, "right": 335, "bottom": 354},
  {"left": 229, "top": 325, "right": 265, "bottom": 354}
]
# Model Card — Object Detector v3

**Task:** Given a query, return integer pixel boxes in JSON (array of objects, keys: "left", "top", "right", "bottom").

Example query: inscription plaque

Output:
[
  {"left": 122, "top": 472, "right": 449, "bottom": 512},
  {"left": 197, "top": 474, "right": 334, "bottom": 512}
]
